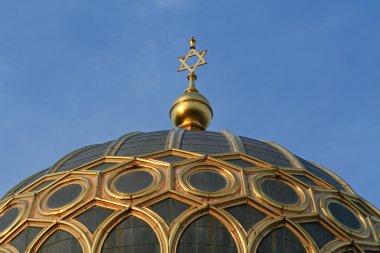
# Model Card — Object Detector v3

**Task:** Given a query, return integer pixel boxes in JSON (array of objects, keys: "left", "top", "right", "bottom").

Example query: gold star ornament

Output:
[{"left": 178, "top": 37, "right": 207, "bottom": 74}]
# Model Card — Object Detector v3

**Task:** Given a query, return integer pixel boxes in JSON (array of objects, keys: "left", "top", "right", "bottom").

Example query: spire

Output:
[{"left": 170, "top": 37, "right": 213, "bottom": 131}]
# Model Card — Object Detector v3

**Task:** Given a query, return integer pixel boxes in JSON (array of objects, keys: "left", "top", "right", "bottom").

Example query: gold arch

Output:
[
  {"left": 248, "top": 218, "right": 318, "bottom": 253},
  {"left": 92, "top": 206, "right": 168, "bottom": 253},
  {"left": 27, "top": 220, "right": 91, "bottom": 253},
  {"left": 169, "top": 205, "right": 247, "bottom": 253}
]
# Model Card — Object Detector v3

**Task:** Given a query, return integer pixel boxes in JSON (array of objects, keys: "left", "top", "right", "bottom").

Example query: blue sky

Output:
[{"left": 0, "top": 1, "right": 379, "bottom": 208}]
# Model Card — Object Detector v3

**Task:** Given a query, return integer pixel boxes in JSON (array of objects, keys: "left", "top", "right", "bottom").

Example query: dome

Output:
[
  {"left": 0, "top": 129, "right": 379, "bottom": 253},
  {"left": 1, "top": 38, "right": 379, "bottom": 253}
]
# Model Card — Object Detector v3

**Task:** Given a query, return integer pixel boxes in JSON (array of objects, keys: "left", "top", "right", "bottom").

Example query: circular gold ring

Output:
[
  {"left": 320, "top": 195, "right": 369, "bottom": 238},
  {"left": 38, "top": 177, "right": 91, "bottom": 215},
  {"left": 178, "top": 163, "right": 238, "bottom": 197},
  {"left": 251, "top": 172, "right": 309, "bottom": 212},
  {"left": 0, "top": 200, "right": 27, "bottom": 237},
  {"left": 105, "top": 165, "right": 162, "bottom": 199}
]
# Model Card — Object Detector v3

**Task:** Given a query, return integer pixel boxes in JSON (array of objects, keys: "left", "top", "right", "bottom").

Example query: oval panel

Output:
[
  {"left": 0, "top": 207, "right": 20, "bottom": 234},
  {"left": 179, "top": 164, "right": 238, "bottom": 197},
  {"left": 260, "top": 179, "right": 299, "bottom": 205},
  {"left": 188, "top": 170, "right": 227, "bottom": 192},
  {"left": 328, "top": 202, "right": 361, "bottom": 231},
  {"left": 113, "top": 170, "right": 154, "bottom": 194},
  {"left": 46, "top": 183, "right": 83, "bottom": 209},
  {"left": 106, "top": 166, "right": 162, "bottom": 199}
]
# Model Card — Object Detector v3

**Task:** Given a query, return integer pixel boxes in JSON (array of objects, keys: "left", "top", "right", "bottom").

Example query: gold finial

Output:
[
  {"left": 178, "top": 37, "right": 207, "bottom": 75},
  {"left": 189, "top": 36, "right": 196, "bottom": 49},
  {"left": 170, "top": 37, "right": 213, "bottom": 131}
]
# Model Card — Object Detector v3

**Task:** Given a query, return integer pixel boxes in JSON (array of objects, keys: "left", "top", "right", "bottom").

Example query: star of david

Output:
[{"left": 178, "top": 48, "right": 207, "bottom": 73}]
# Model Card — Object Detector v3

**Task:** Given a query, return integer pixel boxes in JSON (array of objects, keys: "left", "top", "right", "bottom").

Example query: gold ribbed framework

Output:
[
  {"left": 170, "top": 37, "right": 213, "bottom": 131},
  {"left": 0, "top": 148, "right": 379, "bottom": 253}
]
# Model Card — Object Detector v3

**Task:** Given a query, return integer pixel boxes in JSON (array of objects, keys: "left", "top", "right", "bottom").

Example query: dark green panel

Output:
[
  {"left": 116, "top": 131, "right": 169, "bottom": 157},
  {"left": 0, "top": 207, "right": 20, "bottom": 233},
  {"left": 88, "top": 162, "right": 118, "bottom": 171},
  {"left": 181, "top": 131, "right": 232, "bottom": 154},
  {"left": 101, "top": 216, "right": 160, "bottom": 253},
  {"left": 261, "top": 179, "right": 299, "bottom": 205},
  {"left": 149, "top": 198, "right": 190, "bottom": 225},
  {"left": 225, "top": 204, "right": 266, "bottom": 232},
  {"left": 57, "top": 142, "right": 112, "bottom": 172},
  {"left": 177, "top": 214, "right": 238, "bottom": 253},
  {"left": 225, "top": 158, "right": 255, "bottom": 168},
  {"left": 114, "top": 171, "right": 153, "bottom": 194},
  {"left": 300, "top": 222, "right": 335, "bottom": 249},
  {"left": 189, "top": 170, "right": 226, "bottom": 192},
  {"left": 296, "top": 156, "right": 345, "bottom": 191},
  {"left": 37, "top": 230, "right": 83, "bottom": 253},
  {"left": 328, "top": 202, "right": 361, "bottom": 230},
  {"left": 154, "top": 155, "right": 187, "bottom": 163},
  {"left": 74, "top": 206, "right": 114, "bottom": 234},
  {"left": 240, "top": 137, "right": 293, "bottom": 167},
  {"left": 10, "top": 226, "right": 42, "bottom": 252},
  {"left": 352, "top": 200, "right": 374, "bottom": 216},
  {"left": 293, "top": 175, "right": 318, "bottom": 187},
  {"left": 46, "top": 184, "right": 82, "bottom": 209},
  {"left": 255, "top": 226, "right": 306, "bottom": 253},
  {"left": 31, "top": 180, "right": 55, "bottom": 192},
  {"left": 2, "top": 168, "right": 49, "bottom": 199}
]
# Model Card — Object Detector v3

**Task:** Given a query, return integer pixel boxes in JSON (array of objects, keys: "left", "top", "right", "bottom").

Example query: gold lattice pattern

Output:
[{"left": 0, "top": 149, "right": 379, "bottom": 253}]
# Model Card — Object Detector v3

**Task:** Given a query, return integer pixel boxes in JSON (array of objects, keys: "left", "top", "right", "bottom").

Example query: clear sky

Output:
[{"left": 0, "top": 1, "right": 379, "bottom": 208}]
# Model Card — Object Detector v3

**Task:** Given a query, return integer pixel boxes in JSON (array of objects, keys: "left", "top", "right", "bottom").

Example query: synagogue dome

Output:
[{"left": 0, "top": 38, "right": 379, "bottom": 253}]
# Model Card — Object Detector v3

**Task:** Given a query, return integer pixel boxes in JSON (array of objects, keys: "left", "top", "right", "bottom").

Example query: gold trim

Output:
[
  {"left": 248, "top": 218, "right": 317, "bottom": 253},
  {"left": 49, "top": 144, "right": 97, "bottom": 173},
  {"left": 220, "top": 130, "right": 246, "bottom": 153},
  {"left": 220, "top": 203, "right": 272, "bottom": 237},
  {"left": 312, "top": 162, "right": 355, "bottom": 194},
  {"left": 139, "top": 190, "right": 203, "bottom": 208},
  {"left": 0, "top": 246, "right": 15, "bottom": 253},
  {"left": 28, "top": 220, "right": 91, "bottom": 253},
  {"left": 77, "top": 156, "right": 129, "bottom": 172},
  {"left": 346, "top": 195, "right": 380, "bottom": 217},
  {"left": 212, "top": 153, "right": 273, "bottom": 168},
  {"left": 105, "top": 165, "right": 163, "bottom": 199},
  {"left": 143, "top": 148, "right": 203, "bottom": 162},
  {"left": 264, "top": 141, "right": 304, "bottom": 169},
  {"left": 251, "top": 172, "right": 309, "bottom": 212},
  {"left": 178, "top": 163, "right": 238, "bottom": 198},
  {"left": 92, "top": 207, "right": 168, "bottom": 253},
  {"left": 214, "top": 196, "right": 282, "bottom": 218},
  {"left": 323, "top": 240, "right": 362, "bottom": 253},
  {"left": 104, "top": 132, "right": 141, "bottom": 156},
  {"left": 287, "top": 172, "right": 325, "bottom": 189},
  {"left": 169, "top": 206, "right": 246, "bottom": 253},
  {"left": 37, "top": 177, "right": 91, "bottom": 215},
  {"left": 0, "top": 200, "right": 27, "bottom": 239},
  {"left": 288, "top": 214, "right": 349, "bottom": 241},
  {"left": 320, "top": 195, "right": 370, "bottom": 238},
  {"left": 2, "top": 220, "right": 47, "bottom": 247},
  {"left": 24, "top": 175, "right": 63, "bottom": 195}
]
